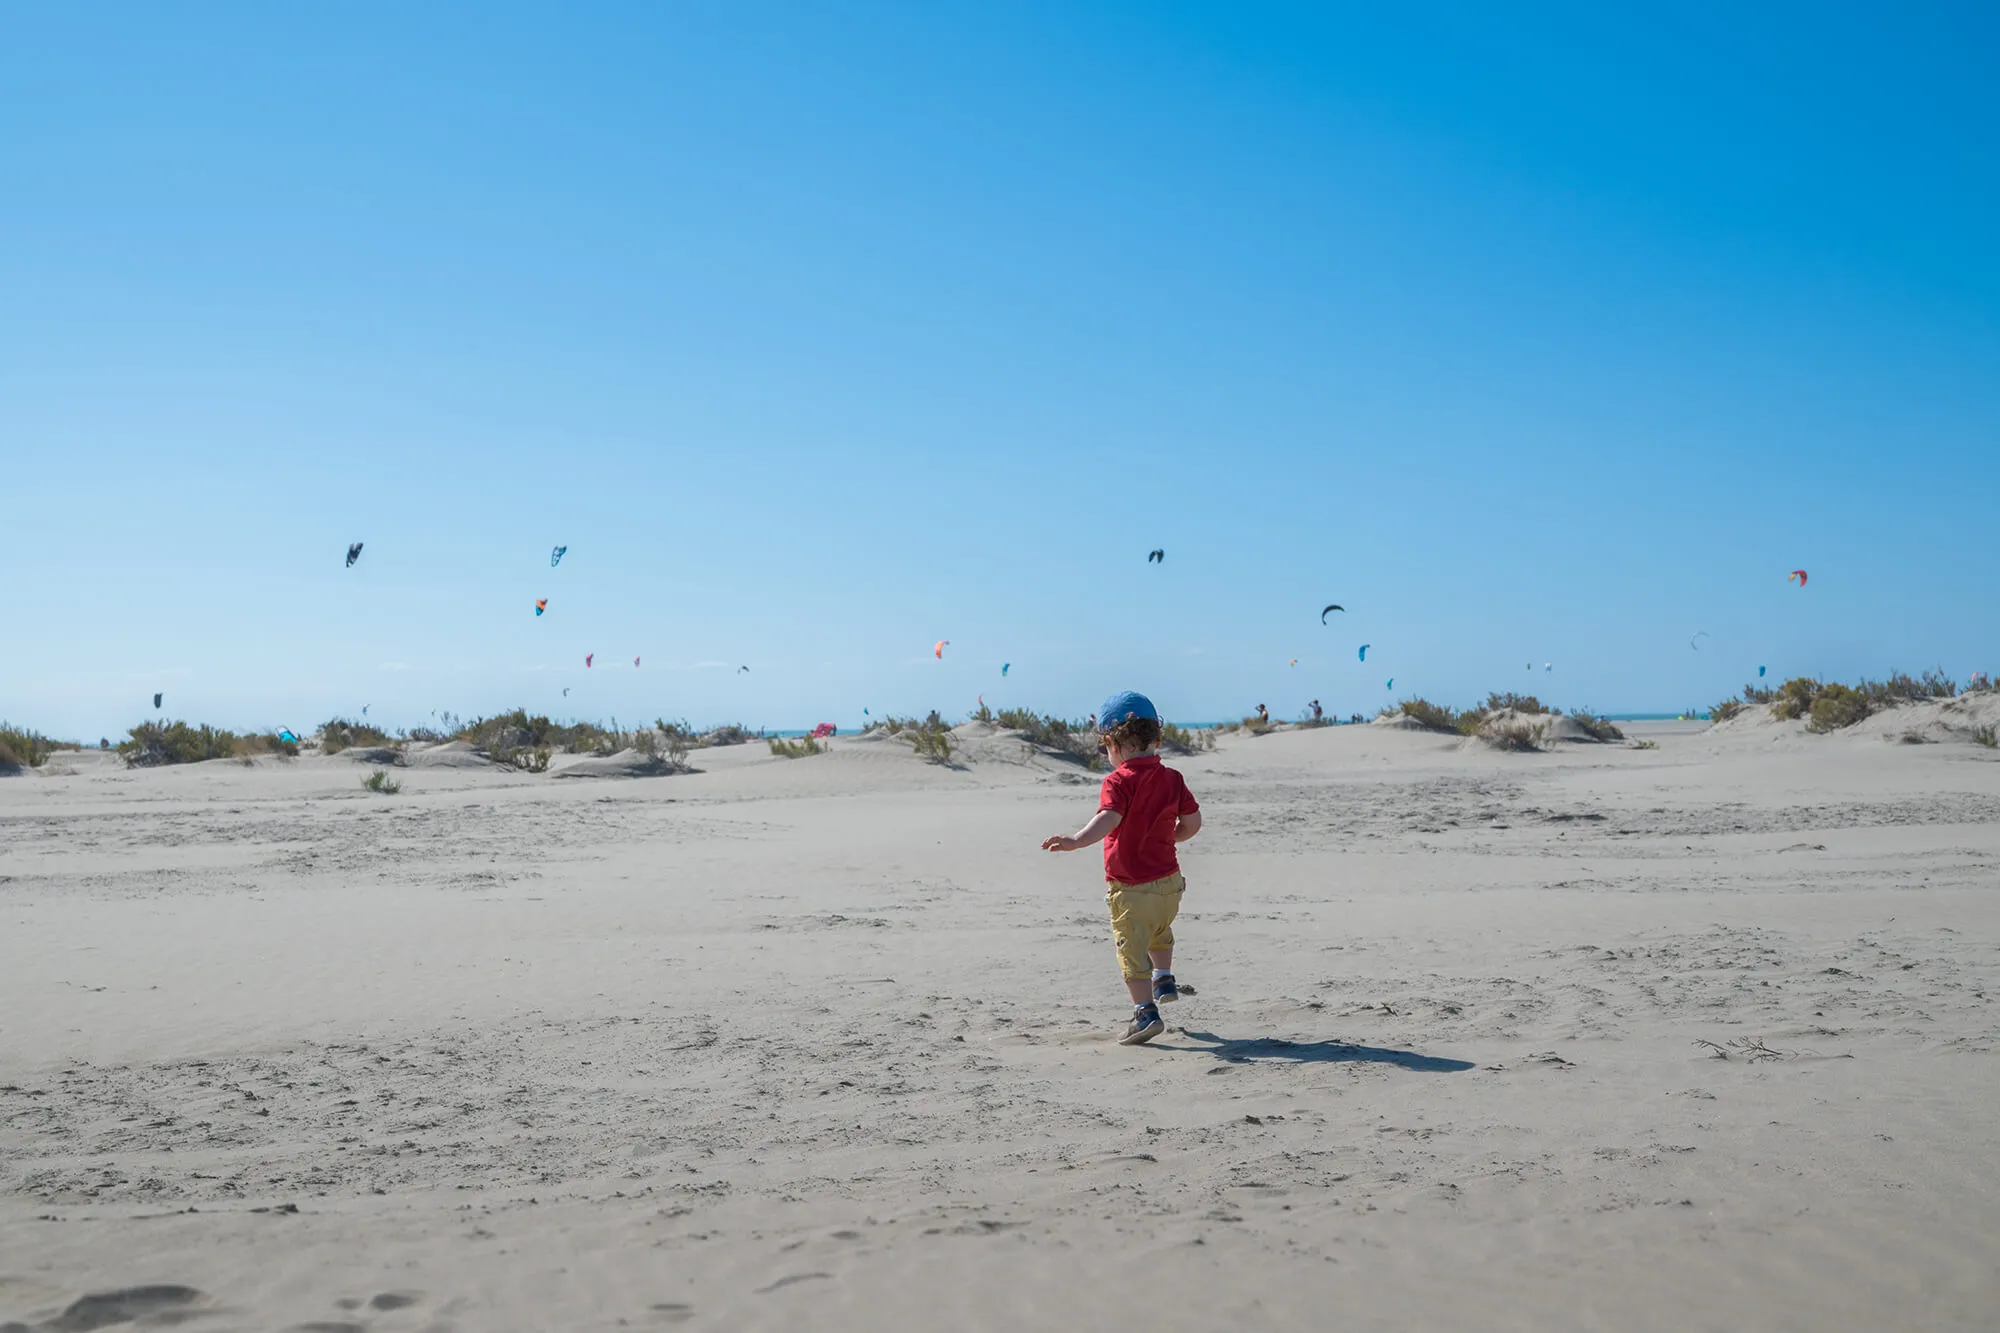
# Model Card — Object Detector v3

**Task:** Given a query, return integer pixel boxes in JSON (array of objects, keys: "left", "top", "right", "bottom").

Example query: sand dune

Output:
[{"left": 3, "top": 720, "right": 1997, "bottom": 1330}]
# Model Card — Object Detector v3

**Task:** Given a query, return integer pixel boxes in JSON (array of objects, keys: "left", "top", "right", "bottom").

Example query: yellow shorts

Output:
[{"left": 1106, "top": 871, "right": 1184, "bottom": 980}]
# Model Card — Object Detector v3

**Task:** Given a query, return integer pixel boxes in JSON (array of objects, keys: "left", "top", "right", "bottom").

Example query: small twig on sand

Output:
[{"left": 1694, "top": 1037, "right": 1798, "bottom": 1062}]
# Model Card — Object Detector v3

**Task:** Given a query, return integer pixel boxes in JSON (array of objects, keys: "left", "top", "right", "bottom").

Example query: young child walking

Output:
[{"left": 1042, "top": 691, "right": 1203, "bottom": 1045}]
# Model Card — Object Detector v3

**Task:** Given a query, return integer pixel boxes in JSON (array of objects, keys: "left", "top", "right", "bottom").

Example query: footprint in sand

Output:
[
  {"left": 27, "top": 1285, "right": 206, "bottom": 1332},
  {"left": 649, "top": 1304, "right": 695, "bottom": 1324},
  {"left": 368, "top": 1291, "right": 422, "bottom": 1311}
]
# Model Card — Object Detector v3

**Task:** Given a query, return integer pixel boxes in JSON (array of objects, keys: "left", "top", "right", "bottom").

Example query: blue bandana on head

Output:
[{"left": 1098, "top": 691, "right": 1158, "bottom": 731}]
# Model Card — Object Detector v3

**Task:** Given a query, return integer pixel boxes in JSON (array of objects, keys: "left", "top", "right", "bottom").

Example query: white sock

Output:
[{"left": 1152, "top": 968, "right": 1172, "bottom": 980}]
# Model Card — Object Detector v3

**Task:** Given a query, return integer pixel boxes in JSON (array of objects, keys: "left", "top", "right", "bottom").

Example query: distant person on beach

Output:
[
  {"left": 1310, "top": 699, "right": 1323, "bottom": 721},
  {"left": 1041, "top": 691, "right": 1203, "bottom": 1046},
  {"left": 1255, "top": 703, "right": 1269, "bottom": 724}
]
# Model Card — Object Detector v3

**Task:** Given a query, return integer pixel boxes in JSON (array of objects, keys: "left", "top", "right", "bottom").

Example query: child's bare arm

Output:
[
  {"left": 1175, "top": 809, "right": 1202, "bottom": 842},
  {"left": 1043, "top": 809, "right": 1121, "bottom": 852}
]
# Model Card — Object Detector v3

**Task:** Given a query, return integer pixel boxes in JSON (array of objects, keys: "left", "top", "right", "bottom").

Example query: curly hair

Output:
[{"left": 1100, "top": 715, "right": 1161, "bottom": 752}]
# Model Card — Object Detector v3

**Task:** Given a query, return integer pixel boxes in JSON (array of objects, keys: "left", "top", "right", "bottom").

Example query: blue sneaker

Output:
[
  {"left": 1120, "top": 1003, "right": 1165, "bottom": 1045},
  {"left": 1152, "top": 973, "right": 1179, "bottom": 1005}
]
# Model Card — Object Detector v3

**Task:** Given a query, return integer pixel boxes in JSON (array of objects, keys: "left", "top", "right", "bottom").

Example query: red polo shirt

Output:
[{"left": 1098, "top": 754, "right": 1199, "bottom": 886}]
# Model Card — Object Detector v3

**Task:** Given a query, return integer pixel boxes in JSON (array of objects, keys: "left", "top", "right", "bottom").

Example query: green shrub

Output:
[
  {"left": 1770, "top": 677, "right": 1823, "bottom": 721},
  {"left": 1568, "top": 708, "right": 1624, "bottom": 742},
  {"left": 909, "top": 725, "right": 957, "bottom": 764},
  {"left": 1484, "top": 692, "right": 1546, "bottom": 716},
  {"left": 361, "top": 769, "right": 402, "bottom": 794},
  {"left": 703, "top": 724, "right": 753, "bottom": 747},
  {"left": 1161, "top": 722, "right": 1213, "bottom": 755},
  {"left": 454, "top": 709, "right": 636, "bottom": 756},
  {"left": 996, "top": 708, "right": 1095, "bottom": 763},
  {"left": 1710, "top": 699, "right": 1745, "bottom": 724},
  {"left": 972, "top": 700, "right": 994, "bottom": 723},
  {"left": 319, "top": 716, "right": 395, "bottom": 754},
  {"left": 1973, "top": 725, "right": 1996, "bottom": 749},
  {"left": 1806, "top": 684, "right": 1870, "bottom": 733},
  {"left": 769, "top": 735, "right": 824, "bottom": 758},
  {"left": 1240, "top": 714, "right": 1275, "bottom": 736},
  {"left": 1395, "top": 698, "right": 1478, "bottom": 735},
  {"left": 1741, "top": 682, "right": 1780, "bottom": 705},
  {"left": 0, "top": 724, "right": 74, "bottom": 769},
  {"left": 119, "top": 721, "right": 241, "bottom": 767}
]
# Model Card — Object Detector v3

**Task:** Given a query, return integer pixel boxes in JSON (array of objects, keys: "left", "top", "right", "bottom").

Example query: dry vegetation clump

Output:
[
  {"left": 768, "top": 735, "right": 824, "bottom": 758},
  {"left": 1240, "top": 715, "right": 1275, "bottom": 736},
  {"left": 361, "top": 769, "right": 402, "bottom": 794},
  {"left": 1567, "top": 707, "right": 1625, "bottom": 742},
  {"left": 702, "top": 725, "right": 754, "bottom": 747},
  {"left": 0, "top": 724, "right": 76, "bottom": 769},
  {"left": 1160, "top": 722, "right": 1213, "bottom": 754},
  {"left": 1478, "top": 715, "right": 1547, "bottom": 751},
  {"left": 1862, "top": 670, "right": 1958, "bottom": 704},
  {"left": 1974, "top": 725, "right": 1997, "bottom": 749},
  {"left": 638, "top": 719, "right": 695, "bottom": 772},
  {"left": 1709, "top": 699, "right": 1745, "bottom": 724},
  {"left": 318, "top": 716, "right": 396, "bottom": 754},
  {"left": 1484, "top": 692, "right": 1548, "bottom": 716}
]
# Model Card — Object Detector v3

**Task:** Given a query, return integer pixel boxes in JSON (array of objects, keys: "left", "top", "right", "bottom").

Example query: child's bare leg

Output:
[
  {"left": 1125, "top": 976, "right": 1152, "bottom": 1004},
  {"left": 1150, "top": 949, "right": 1173, "bottom": 974}
]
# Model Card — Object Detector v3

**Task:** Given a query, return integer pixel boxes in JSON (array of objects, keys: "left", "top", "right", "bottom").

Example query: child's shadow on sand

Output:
[{"left": 1173, "top": 1029, "right": 1474, "bottom": 1073}]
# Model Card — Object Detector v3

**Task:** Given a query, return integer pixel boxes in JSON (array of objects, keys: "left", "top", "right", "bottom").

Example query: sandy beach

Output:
[{"left": 4, "top": 713, "right": 1998, "bottom": 1331}]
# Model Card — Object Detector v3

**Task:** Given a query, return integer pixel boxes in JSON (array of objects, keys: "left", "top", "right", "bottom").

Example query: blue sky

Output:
[{"left": 5, "top": 1, "right": 1995, "bottom": 738}]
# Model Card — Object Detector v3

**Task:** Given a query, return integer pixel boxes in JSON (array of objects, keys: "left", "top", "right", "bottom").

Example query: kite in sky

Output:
[
  {"left": 1691, "top": 631, "right": 1709, "bottom": 651},
  {"left": 1002, "top": 663, "right": 1010, "bottom": 676},
  {"left": 1789, "top": 569, "right": 1808, "bottom": 587},
  {"left": 1358, "top": 645, "right": 1369, "bottom": 661},
  {"left": 1289, "top": 658, "right": 1298, "bottom": 668},
  {"left": 345, "top": 543, "right": 363, "bottom": 568},
  {"left": 551, "top": 546, "right": 567, "bottom": 568},
  {"left": 585, "top": 654, "right": 594, "bottom": 668},
  {"left": 738, "top": 665, "right": 750, "bottom": 673},
  {"left": 935, "top": 640, "right": 949, "bottom": 659},
  {"left": 1386, "top": 678, "right": 1394, "bottom": 690},
  {"left": 535, "top": 599, "right": 547, "bottom": 616},
  {"left": 1147, "top": 549, "right": 1164, "bottom": 563},
  {"left": 634, "top": 657, "right": 641, "bottom": 667},
  {"left": 153, "top": 693, "right": 162, "bottom": 709},
  {"left": 1759, "top": 665, "right": 1768, "bottom": 677},
  {"left": 1321, "top": 604, "right": 1343, "bottom": 622}
]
